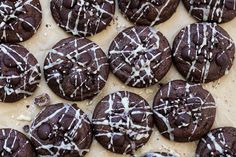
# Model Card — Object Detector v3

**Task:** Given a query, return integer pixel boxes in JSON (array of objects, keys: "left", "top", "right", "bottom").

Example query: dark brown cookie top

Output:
[
  {"left": 153, "top": 80, "right": 216, "bottom": 142},
  {"left": 118, "top": 0, "right": 180, "bottom": 26},
  {"left": 50, "top": 0, "right": 115, "bottom": 37},
  {"left": 0, "top": 43, "right": 41, "bottom": 103},
  {"left": 108, "top": 26, "right": 172, "bottom": 88},
  {"left": 44, "top": 37, "right": 109, "bottom": 101},
  {"left": 30, "top": 103, "right": 93, "bottom": 157},
  {"left": 196, "top": 127, "right": 236, "bottom": 157},
  {"left": 92, "top": 91, "right": 153, "bottom": 155},
  {"left": 0, "top": 128, "right": 37, "bottom": 157},
  {"left": 0, "top": 0, "right": 42, "bottom": 43},
  {"left": 172, "top": 23, "right": 235, "bottom": 83},
  {"left": 182, "top": 0, "right": 236, "bottom": 23},
  {"left": 141, "top": 152, "right": 177, "bottom": 157}
]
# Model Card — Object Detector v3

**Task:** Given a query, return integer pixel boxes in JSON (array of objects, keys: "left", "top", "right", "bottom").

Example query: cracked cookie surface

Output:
[
  {"left": 0, "top": 43, "right": 41, "bottom": 102},
  {"left": 0, "top": 128, "right": 37, "bottom": 157},
  {"left": 50, "top": 0, "right": 115, "bottom": 36},
  {"left": 118, "top": 0, "right": 180, "bottom": 26},
  {"left": 172, "top": 23, "right": 235, "bottom": 83},
  {"left": 92, "top": 91, "right": 153, "bottom": 154},
  {"left": 108, "top": 26, "right": 172, "bottom": 88},
  {"left": 182, "top": 0, "right": 236, "bottom": 23},
  {"left": 30, "top": 103, "right": 93, "bottom": 157},
  {"left": 44, "top": 37, "right": 109, "bottom": 101},
  {"left": 196, "top": 127, "right": 236, "bottom": 157},
  {"left": 0, "top": 0, "right": 42, "bottom": 43},
  {"left": 153, "top": 80, "right": 216, "bottom": 142}
]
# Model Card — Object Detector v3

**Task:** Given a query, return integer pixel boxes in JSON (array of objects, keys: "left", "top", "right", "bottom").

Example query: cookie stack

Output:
[{"left": 0, "top": 0, "right": 236, "bottom": 157}]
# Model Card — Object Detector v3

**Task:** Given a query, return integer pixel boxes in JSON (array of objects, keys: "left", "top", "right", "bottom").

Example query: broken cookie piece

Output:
[
  {"left": 33, "top": 93, "right": 50, "bottom": 107},
  {"left": 23, "top": 125, "right": 30, "bottom": 134}
]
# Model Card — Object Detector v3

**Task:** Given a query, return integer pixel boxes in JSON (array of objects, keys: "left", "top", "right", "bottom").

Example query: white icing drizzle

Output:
[
  {"left": 196, "top": 128, "right": 236, "bottom": 156},
  {"left": 0, "top": 43, "right": 41, "bottom": 102},
  {"left": 52, "top": 0, "right": 114, "bottom": 36},
  {"left": 144, "top": 152, "right": 177, "bottom": 157},
  {"left": 188, "top": 0, "right": 236, "bottom": 22},
  {"left": 92, "top": 91, "right": 153, "bottom": 154},
  {"left": 44, "top": 37, "right": 108, "bottom": 101},
  {"left": 109, "top": 26, "right": 171, "bottom": 87},
  {"left": 173, "top": 23, "right": 235, "bottom": 83},
  {"left": 0, "top": 0, "right": 42, "bottom": 41},
  {"left": 123, "top": 0, "right": 175, "bottom": 26},
  {"left": 153, "top": 81, "right": 216, "bottom": 141},
  {"left": 30, "top": 104, "right": 92, "bottom": 157},
  {"left": 0, "top": 129, "right": 32, "bottom": 156}
]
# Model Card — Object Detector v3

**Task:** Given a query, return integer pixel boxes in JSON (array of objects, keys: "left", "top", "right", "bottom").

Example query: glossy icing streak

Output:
[
  {"left": 153, "top": 80, "right": 216, "bottom": 142},
  {"left": 50, "top": 0, "right": 115, "bottom": 36},
  {"left": 0, "top": 43, "right": 41, "bottom": 102},
  {"left": 92, "top": 91, "right": 153, "bottom": 154},
  {"left": 109, "top": 26, "right": 171, "bottom": 88},
  {"left": 173, "top": 23, "right": 235, "bottom": 83}
]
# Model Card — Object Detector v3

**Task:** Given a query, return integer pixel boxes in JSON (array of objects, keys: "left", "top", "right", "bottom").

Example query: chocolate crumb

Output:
[
  {"left": 72, "top": 103, "right": 78, "bottom": 108},
  {"left": 23, "top": 125, "right": 30, "bottom": 133},
  {"left": 46, "top": 24, "right": 51, "bottom": 28},
  {"left": 34, "top": 93, "right": 50, "bottom": 107}
]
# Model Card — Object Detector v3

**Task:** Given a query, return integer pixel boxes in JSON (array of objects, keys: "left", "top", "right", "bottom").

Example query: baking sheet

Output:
[{"left": 0, "top": 0, "right": 236, "bottom": 156}]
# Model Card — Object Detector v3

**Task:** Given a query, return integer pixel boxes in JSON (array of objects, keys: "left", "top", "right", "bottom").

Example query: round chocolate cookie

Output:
[
  {"left": 141, "top": 152, "right": 177, "bottom": 157},
  {"left": 92, "top": 91, "right": 153, "bottom": 155},
  {"left": 172, "top": 23, "right": 235, "bottom": 83},
  {"left": 0, "top": 128, "right": 37, "bottom": 157},
  {"left": 118, "top": 0, "right": 180, "bottom": 26},
  {"left": 0, "top": 43, "right": 41, "bottom": 103},
  {"left": 0, "top": 0, "right": 42, "bottom": 43},
  {"left": 30, "top": 103, "right": 93, "bottom": 157},
  {"left": 182, "top": 0, "right": 236, "bottom": 23},
  {"left": 108, "top": 26, "right": 172, "bottom": 88},
  {"left": 50, "top": 0, "right": 115, "bottom": 37},
  {"left": 196, "top": 127, "right": 236, "bottom": 157},
  {"left": 44, "top": 37, "right": 109, "bottom": 101},
  {"left": 153, "top": 80, "right": 216, "bottom": 142}
]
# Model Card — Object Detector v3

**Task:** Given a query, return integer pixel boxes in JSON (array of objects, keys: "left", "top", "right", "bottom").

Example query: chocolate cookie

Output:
[
  {"left": 0, "top": 0, "right": 42, "bottom": 43},
  {"left": 0, "top": 43, "right": 41, "bottom": 103},
  {"left": 196, "top": 127, "right": 236, "bottom": 157},
  {"left": 50, "top": 0, "right": 115, "bottom": 37},
  {"left": 92, "top": 91, "right": 153, "bottom": 154},
  {"left": 0, "top": 128, "right": 37, "bottom": 157},
  {"left": 44, "top": 37, "right": 109, "bottom": 101},
  {"left": 172, "top": 23, "right": 235, "bottom": 83},
  {"left": 108, "top": 26, "right": 172, "bottom": 88},
  {"left": 30, "top": 103, "right": 93, "bottom": 157},
  {"left": 141, "top": 152, "right": 177, "bottom": 157},
  {"left": 118, "top": 0, "right": 180, "bottom": 26},
  {"left": 153, "top": 80, "right": 216, "bottom": 142},
  {"left": 182, "top": 0, "right": 236, "bottom": 23}
]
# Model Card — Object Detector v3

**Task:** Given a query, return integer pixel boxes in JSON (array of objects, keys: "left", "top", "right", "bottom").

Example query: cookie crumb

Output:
[
  {"left": 87, "top": 100, "right": 93, "bottom": 106},
  {"left": 145, "top": 89, "right": 154, "bottom": 94},
  {"left": 16, "top": 115, "right": 32, "bottom": 122},
  {"left": 23, "top": 125, "right": 30, "bottom": 133},
  {"left": 34, "top": 93, "right": 50, "bottom": 107},
  {"left": 46, "top": 24, "right": 51, "bottom": 28}
]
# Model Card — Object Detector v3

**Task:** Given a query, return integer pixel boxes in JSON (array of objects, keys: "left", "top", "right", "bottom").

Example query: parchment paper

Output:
[{"left": 0, "top": 1, "right": 236, "bottom": 156}]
